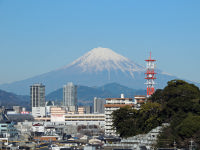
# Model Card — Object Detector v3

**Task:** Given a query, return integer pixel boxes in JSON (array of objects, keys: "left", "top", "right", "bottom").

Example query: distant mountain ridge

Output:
[
  {"left": 0, "top": 83, "right": 145, "bottom": 108},
  {"left": 0, "top": 89, "right": 29, "bottom": 109},
  {"left": 46, "top": 83, "right": 146, "bottom": 106},
  {"left": 0, "top": 47, "right": 196, "bottom": 95}
]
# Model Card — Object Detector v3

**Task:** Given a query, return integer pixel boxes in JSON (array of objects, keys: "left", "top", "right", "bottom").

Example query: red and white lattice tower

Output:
[{"left": 145, "top": 52, "right": 156, "bottom": 97}]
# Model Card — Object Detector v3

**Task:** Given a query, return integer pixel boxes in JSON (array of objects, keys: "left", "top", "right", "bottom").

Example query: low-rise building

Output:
[
  {"left": 32, "top": 122, "right": 45, "bottom": 133},
  {"left": 65, "top": 114, "right": 105, "bottom": 126},
  {"left": 13, "top": 106, "right": 22, "bottom": 114},
  {"left": 50, "top": 106, "right": 66, "bottom": 122},
  {"left": 0, "top": 122, "right": 18, "bottom": 139},
  {"left": 78, "top": 107, "right": 85, "bottom": 114},
  {"left": 104, "top": 123, "right": 169, "bottom": 149},
  {"left": 32, "top": 107, "right": 46, "bottom": 117},
  {"left": 34, "top": 113, "right": 105, "bottom": 127},
  {"left": 0, "top": 110, "right": 18, "bottom": 140}
]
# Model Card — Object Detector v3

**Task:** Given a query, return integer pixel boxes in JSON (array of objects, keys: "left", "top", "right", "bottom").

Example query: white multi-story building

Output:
[
  {"left": 105, "top": 94, "right": 134, "bottom": 136},
  {"left": 34, "top": 113, "right": 105, "bottom": 127},
  {"left": 50, "top": 106, "right": 66, "bottom": 122},
  {"left": 63, "top": 82, "right": 77, "bottom": 111},
  {"left": 32, "top": 107, "right": 46, "bottom": 117},
  {"left": 65, "top": 114, "right": 105, "bottom": 126}
]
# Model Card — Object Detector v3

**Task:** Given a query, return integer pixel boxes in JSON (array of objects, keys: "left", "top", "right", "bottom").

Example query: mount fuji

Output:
[{"left": 0, "top": 47, "right": 177, "bottom": 95}]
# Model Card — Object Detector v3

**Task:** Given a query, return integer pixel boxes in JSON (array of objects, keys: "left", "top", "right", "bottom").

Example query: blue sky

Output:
[{"left": 0, "top": 0, "right": 200, "bottom": 84}]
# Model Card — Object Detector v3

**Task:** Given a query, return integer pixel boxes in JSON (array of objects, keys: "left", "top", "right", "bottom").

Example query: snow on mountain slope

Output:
[
  {"left": 64, "top": 47, "right": 145, "bottom": 74},
  {"left": 0, "top": 47, "right": 180, "bottom": 95}
]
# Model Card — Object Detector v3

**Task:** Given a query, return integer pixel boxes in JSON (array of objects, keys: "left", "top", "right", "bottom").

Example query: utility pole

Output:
[
  {"left": 173, "top": 140, "right": 176, "bottom": 150},
  {"left": 189, "top": 139, "right": 194, "bottom": 150}
]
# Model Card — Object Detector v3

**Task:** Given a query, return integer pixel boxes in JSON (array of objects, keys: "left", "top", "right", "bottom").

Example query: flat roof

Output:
[
  {"left": 106, "top": 98, "right": 132, "bottom": 100},
  {"left": 104, "top": 104, "right": 134, "bottom": 108},
  {"left": 134, "top": 95, "right": 146, "bottom": 97}
]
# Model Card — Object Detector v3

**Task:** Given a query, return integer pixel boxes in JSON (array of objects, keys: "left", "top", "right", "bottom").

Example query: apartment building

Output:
[{"left": 104, "top": 94, "right": 134, "bottom": 135}]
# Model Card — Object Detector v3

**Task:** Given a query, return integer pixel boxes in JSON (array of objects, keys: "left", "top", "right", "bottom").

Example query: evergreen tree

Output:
[{"left": 112, "top": 80, "right": 200, "bottom": 148}]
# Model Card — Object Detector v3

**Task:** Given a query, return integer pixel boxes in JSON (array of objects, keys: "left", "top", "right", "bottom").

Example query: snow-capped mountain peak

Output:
[
  {"left": 0, "top": 47, "right": 182, "bottom": 95},
  {"left": 65, "top": 47, "right": 145, "bottom": 73},
  {"left": 79, "top": 47, "right": 128, "bottom": 62}
]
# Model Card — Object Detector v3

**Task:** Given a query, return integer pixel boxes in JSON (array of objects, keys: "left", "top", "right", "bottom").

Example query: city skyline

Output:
[{"left": 0, "top": 0, "right": 200, "bottom": 84}]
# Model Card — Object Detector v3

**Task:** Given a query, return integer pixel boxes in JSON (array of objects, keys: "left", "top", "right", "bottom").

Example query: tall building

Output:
[
  {"left": 30, "top": 83, "right": 46, "bottom": 117},
  {"left": 94, "top": 97, "right": 105, "bottom": 114},
  {"left": 63, "top": 82, "right": 77, "bottom": 108},
  {"left": 30, "top": 83, "right": 45, "bottom": 107}
]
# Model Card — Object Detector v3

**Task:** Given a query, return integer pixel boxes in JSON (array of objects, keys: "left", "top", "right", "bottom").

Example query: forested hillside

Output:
[{"left": 112, "top": 80, "right": 200, "bottom": 149}]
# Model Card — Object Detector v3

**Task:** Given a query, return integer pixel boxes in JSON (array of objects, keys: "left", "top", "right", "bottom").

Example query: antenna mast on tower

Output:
[{"left": 145, "top": 52, "right": 156, "bottom": 97}]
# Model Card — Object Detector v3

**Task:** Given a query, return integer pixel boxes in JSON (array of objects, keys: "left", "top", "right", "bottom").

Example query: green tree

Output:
[
  {"left": 176, "top": 113, "right": 200, "bottom": 138},
  {"left": 137, "top": 102, "right": 163, "bottom": 133},
  {"left": 111, "top": 106, "right": 137, "bottom": 138},
  {"left": 154, "top": 80, "right": 200, "bottom": 148},
  {"left": 112, "top": 79, "right": 200, "bottom": 148},
  {"left": 112, "top": 102, "right": 163, "bottom": 137}
]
